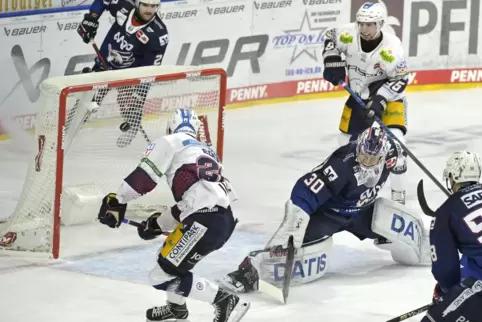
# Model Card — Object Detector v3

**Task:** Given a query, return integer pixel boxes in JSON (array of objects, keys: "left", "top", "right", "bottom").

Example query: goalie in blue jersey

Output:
[{"left": 219, "top": 123, "right": 433, "bottom": 294}]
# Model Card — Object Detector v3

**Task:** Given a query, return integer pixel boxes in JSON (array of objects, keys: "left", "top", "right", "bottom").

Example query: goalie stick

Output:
[
  {"left": 385, "top": 303, "right": 431, "bottom": 322},
  {"left": 340, "top": 81, "right": 447, "bottom": 213},
  {"left": 90, "top": 40, "right": 152, "bottom": 147},
  {"left": 282, "top": 235, "right": 295, "bottom": 304}
]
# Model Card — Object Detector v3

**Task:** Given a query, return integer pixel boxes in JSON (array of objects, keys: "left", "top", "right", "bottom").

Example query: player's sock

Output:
[
  {"left": 391, "top": 189, "right": 406, "bottom": 204},
  {"left": 146, "top": 301, "right": 189, "bottom": 321}
]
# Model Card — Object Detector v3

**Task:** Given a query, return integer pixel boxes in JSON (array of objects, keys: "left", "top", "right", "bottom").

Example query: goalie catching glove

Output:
[{"left": 98, "top": 193, "right": 127, "bottom": 228}]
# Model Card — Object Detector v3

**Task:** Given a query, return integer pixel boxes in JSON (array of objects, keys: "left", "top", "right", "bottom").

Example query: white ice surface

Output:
[{"left": 2, "top": 88, "right": 482, "bottom": 321}]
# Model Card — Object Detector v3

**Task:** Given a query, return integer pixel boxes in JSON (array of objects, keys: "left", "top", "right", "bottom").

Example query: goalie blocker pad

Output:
[
  {"left": 250, "top": 236, "right": 333, "bottom": 287},
  {"left": 371, "top": 197, "right": 431, "bottom": 266}
]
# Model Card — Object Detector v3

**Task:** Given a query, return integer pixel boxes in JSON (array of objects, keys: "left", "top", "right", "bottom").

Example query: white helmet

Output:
[
  {"left": 135, "top": 0, "right": 160, "bottom": 7},
  {"left": 356, "top": 2, "right": 386, "bottom": 37},
  {"left": 166, "top": 108, "right": 200, "bottom": 137},
  {"left": 443, "top": 151, "right": 482, "bottom": 192}
]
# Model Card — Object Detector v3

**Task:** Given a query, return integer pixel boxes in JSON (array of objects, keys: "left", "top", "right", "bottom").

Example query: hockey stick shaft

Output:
[
  {"left": 385, "top": 304, "right": 431, "bottom": 322},
  {"left": 340, "top": 81, "right": 450, "bottom": 204},
  {"left": 122, "top": 217, "right": 170, "bottom": 236},
  {"left": 122, "top": 217, "right": 145, "bottom": 228},
  {"left": 282, "top": 235, "right": 295, "bottom": 304},
  {"left": 90, "top": 40, "right": 109, "bottom": 71},
  {"left": 90, "top": 40, "right": 152, "bottom": 146}
]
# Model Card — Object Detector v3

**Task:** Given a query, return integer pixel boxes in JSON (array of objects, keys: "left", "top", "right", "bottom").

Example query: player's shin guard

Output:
[
  {"left": 389, "top": 127, "right": 407, "bottom": 205},
  {"left": 391, "top": 189, "right": 406, "bottom": 205}
]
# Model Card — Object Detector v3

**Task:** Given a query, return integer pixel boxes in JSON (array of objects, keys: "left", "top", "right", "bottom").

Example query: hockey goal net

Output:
[{"left": 0, "top": 66, "right": 226, "bottom": 259}]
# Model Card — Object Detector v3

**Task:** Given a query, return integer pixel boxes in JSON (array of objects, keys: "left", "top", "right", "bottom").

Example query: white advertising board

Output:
[{"left": 0, "top": 0, "right": 481, "bottom": 123}]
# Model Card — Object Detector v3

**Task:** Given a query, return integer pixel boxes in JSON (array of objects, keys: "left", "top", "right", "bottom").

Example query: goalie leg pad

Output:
[
  {"left": 371, "top": 197, "right": 431, "bottom": 265},
  {"left": 217, "top": 235, "right": 333, "bottom": 294},
  {"left": 261, "top": 236, "right": 333, "bottom": 287},
  {"left": 264, "top": 200, "right": 310, "bottom": 249}
]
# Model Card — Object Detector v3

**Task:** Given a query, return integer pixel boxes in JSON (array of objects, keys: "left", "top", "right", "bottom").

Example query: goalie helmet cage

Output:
[{"left": 0, "top": 66, "right": 227, "bottom": 259}]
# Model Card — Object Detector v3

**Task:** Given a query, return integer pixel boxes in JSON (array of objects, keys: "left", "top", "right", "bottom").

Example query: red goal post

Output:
[{"left": 0, "top": 66, "right": 227, "bottom": 259}]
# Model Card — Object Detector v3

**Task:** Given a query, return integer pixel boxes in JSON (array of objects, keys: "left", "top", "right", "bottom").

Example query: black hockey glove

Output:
[
  {"left": 138, "top": 212, "right": 164, "bottom": 240},
  {"left": 322, "top": 38, "right": 346, "bottom": 86},
  {"left": 323, "top": 55, "right": 346, "bottom": 86},
  {"left": 77, "top": 12, "right": 99, "bottom": 44},
  {"left": 365, "top": 94, "right": 388, "bottom": 121},
  {"left": 98, "top": 193, "right": 127, "bottom": 228}
]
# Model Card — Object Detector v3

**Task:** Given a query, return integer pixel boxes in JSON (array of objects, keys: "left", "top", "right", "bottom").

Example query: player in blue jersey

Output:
[
  {"left": 421, "top": 151, "right": 482, "bottom": 322},
  {"left": 219, "top": 123, "right": 432, "bottom": 293},
  {"left": 77, "top": 0, "right": 168, "bottom": 70},
  {"left": 76, "top": 0, "right": 169, "bottom": 147}
]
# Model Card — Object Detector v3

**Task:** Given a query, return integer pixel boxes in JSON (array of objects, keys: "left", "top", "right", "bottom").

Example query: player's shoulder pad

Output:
[
  {"left": 452, "top": 183, "right": 482, "bottom": 212},
  {"left": 385, "top": 137, "right": 406, "bottom": 174},
  {"left": 312, "top": 145, "right": 352, "bottom": 187},
  {"left": 379, "top": 33, "right": 405, "bottom": 67},
  {"left": 145, "top": 15, "right": 169, "bottom": 49}
]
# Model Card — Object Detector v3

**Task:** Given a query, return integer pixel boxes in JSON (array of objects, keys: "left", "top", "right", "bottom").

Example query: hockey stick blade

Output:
[
  {"left": 282, "top": 235, "right": 295, "bottom": 304},
  {"left": 385, "top": 304, "right": 431, "bottom": 322},
  {"left": 417, "top": 180, "right": 436, "bottom": 217}
]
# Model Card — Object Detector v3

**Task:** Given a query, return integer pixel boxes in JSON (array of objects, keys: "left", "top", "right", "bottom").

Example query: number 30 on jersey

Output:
[{"left": 304, "top": 173, "right": 324, "bottom": 193}]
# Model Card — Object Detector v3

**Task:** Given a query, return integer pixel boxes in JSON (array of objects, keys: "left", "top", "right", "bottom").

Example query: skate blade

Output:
[
  {"left": 231, "top": 301, "right": 250, "bottom": 322},
  {"left": 146, "top": 318, "right": 190, "bottom": 322}
]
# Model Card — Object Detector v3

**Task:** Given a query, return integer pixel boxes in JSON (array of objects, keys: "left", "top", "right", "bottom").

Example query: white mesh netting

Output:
[{"left": 0, "top": 66, "right": 225, "bottom": 258}]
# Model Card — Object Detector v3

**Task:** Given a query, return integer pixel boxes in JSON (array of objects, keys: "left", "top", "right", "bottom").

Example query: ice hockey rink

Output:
[{"left": 1, "top": 87, "right": 481, "bottom": 322}]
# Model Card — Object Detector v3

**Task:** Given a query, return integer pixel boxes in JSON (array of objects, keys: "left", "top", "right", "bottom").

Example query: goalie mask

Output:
[
  {"left": 166, "top": 108, "right": 201, "bottom": 138},
  {"left": 443, "top": 151, "right": 482, "bottom": 193},
  {"left": 356, "top": 124, "right": 389, "bottom": 181},
  {"left": 355, "top": 2, "right": 386, "bottom": 41}
]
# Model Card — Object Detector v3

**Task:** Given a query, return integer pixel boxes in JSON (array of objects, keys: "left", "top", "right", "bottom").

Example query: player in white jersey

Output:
[
  {"left": 322, "top": 1, "right": 409, "bottom": 205},
  {"left": 97, "top": 108, "right": 250, "bottom": 322}
]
